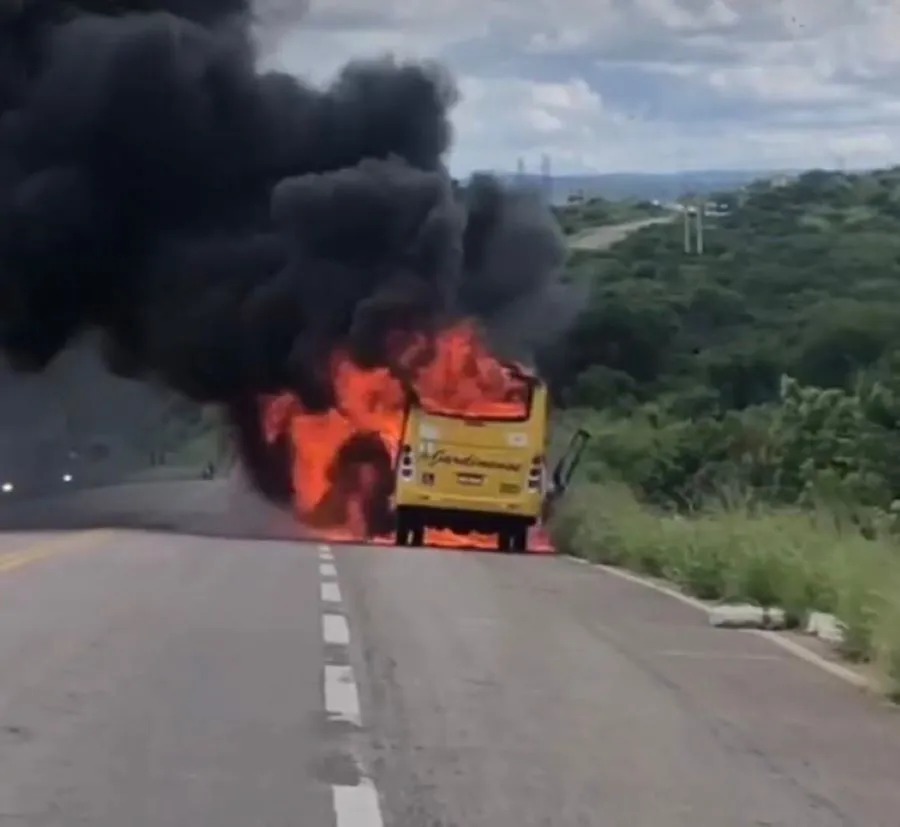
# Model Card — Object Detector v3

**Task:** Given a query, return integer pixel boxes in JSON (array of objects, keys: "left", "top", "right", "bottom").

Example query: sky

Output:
[{"left": 265, "top": 0, "right": 900, "bottom": 176}]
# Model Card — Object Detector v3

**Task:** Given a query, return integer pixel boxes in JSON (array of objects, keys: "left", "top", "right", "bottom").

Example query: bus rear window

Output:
[{"left": 416, "top": 369, "right": 535, "bottom": 422}]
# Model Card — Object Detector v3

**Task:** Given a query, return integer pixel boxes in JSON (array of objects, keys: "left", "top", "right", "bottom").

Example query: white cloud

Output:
[
  {"left": 827, "top": 131, "right": 895, "bottom": 158},
  {"left": 530, "top": 78, "right": 602, "bottom": 113},
  {"left": 451, "top": 76, "right": 622, "bottom": 165},
  {"left": 525, "top": 108, "right": 565, "bottom": 134},
  {"left": 633, "top": 0, "right": 738, "bottom": 31},
  {"left": 705, "top": 64, "right": 854, "bottom": 104},
  {"left": 265, "top": 0, "right": 900, "bottom": 174}
]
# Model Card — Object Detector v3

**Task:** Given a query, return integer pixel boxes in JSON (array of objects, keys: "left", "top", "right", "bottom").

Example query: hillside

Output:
[
  {"left": 548, "top": 167, "right": 900, "bottom": 696},
  {"left": 551, "top": 167, "right": 900, "bottom": 413},
  {"left": 544, "top": 165, "right": 900, "bottom": 511}
]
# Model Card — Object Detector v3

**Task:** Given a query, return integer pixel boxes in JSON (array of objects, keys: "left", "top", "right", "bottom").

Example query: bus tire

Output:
[
  {"left": 499, "top": 521, "right": 528, "bottom": 553},
  {"left": 395, "top": 508, "right": 411, "bottom": 546},
  {"left": 395, "top": 508, "right": 425, "bottom": 547},
  {"left": 509, "top": 521, "right": 528, "bottom": 553}
]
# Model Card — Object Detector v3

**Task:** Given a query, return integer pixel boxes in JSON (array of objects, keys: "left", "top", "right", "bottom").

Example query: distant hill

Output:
[{"left": 489, "top": 169, "right": 801, "bottom": 205}]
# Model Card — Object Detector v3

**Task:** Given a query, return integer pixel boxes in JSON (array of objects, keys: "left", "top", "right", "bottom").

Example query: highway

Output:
[
  {"left": 568, "top": 216, "right": 675, "bottom": 250},
  {"left": 1, "top": 480, "right": 900, "bottom": 826}
]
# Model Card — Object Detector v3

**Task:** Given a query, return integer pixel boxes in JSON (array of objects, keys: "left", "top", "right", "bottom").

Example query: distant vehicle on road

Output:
[{"left": 394, "top": 368, "right": 588, "bottom": 552}]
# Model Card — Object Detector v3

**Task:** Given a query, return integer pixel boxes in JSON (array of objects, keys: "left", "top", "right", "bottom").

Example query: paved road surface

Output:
[
  {"left": 568, "top": 216, "right": 675, "bottom": 250},
  {"left": 1, "top": 483, "right": 900, "bottom": 826}
]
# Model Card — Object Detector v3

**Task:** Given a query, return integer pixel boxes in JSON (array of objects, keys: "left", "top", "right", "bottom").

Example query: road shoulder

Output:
[{"left": 567, "top": 554, "right": 881, "bottom": 694}]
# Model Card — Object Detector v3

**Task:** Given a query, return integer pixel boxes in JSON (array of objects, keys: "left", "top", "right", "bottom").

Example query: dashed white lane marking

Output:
[
  {"left": 324, "top": 664, "right": 361, "bottom": 725},
  {"left": 321, "top": 580, "right": 342, "bottom": 603},
  {"left": 332, "top": 779, "right": 384, "bottom": 827},
  {"left": 323, "top": 613, "right": 350, "bottom": 646},
  {"left": 317, "top": 545, "right": 385, "bottom": 826}
]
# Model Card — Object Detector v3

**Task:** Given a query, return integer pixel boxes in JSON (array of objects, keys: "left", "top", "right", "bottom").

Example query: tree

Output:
[
  {"left": 794, "top": 301, "right": 900, "bottom": 388},
  {"left": 565, "top": 287, "right": 680, "bottom": 384}
]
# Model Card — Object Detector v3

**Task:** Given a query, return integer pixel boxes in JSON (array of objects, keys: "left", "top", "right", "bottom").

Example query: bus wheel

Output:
[
  {"left": 395, "top": 509, "right": 411, "bottom": 546},
  {"left": 500, "top": 522, "right": 528, "bottom": 553},
  {"left": 395, "top": 508, "right": 425, "bottom": 547}
]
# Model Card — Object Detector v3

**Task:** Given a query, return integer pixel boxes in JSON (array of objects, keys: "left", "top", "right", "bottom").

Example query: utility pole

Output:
[
  {"left": 695, "top": 198, "right": 704, "bottom": 255},
  {"left": 681, "top": 195, "right": 704, "bottom": 255}
]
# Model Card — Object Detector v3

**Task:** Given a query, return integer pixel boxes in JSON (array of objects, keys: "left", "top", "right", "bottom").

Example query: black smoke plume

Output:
[{"left": 0, "top": 0, "right": 572, "bottom": 502}]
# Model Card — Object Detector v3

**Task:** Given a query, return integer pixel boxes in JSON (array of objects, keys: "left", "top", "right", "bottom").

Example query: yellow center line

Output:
[{"left": 0, "top": 530, "right": 115, "bottom": 575}]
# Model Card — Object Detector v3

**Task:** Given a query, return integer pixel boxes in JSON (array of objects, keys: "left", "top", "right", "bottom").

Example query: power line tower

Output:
[
  {"left": 516, "top": 157, "right": 526, "bottom": 188},
  {"left": 540, "top": 153, "right": 552, "bottom": 204}
]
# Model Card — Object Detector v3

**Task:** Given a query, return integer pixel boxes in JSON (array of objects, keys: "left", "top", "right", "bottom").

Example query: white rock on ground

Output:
[
  {"left": 805, "top": 611, "right": 846, "bottom": 645},
  {"left": 709, "top": 604, "right": 787, "bottom": 630}
]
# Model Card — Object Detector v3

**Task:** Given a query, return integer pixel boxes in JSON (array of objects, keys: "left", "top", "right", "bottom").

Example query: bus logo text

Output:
[{"left": 426, "top": 449, "right": 522, "bottom": 474}]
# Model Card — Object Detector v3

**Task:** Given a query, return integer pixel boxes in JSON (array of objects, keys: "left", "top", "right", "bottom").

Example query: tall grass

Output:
[{"left": 550, "top": 482, "right": 900, "bottom": 698}]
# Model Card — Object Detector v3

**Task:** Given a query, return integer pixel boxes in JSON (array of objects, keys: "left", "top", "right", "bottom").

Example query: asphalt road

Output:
[
  {"left": 2, "top": 483, "right": 900, "bottom": 826},
  {"left": 568, "top": 216, "right": 675, "bottom": 250}
]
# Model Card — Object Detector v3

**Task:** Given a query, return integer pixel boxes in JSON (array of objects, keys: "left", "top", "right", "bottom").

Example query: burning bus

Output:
[
  {"left": 394, "top": 366, "right": 589, "bottom": 552},
  {"left": 259, "top": 323, "right": 588, "bottom": 551}
]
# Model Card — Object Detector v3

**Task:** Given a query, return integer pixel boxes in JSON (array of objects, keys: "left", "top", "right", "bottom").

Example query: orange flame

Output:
[{"left": 260, "top": 322, "right": 554, "bottom": 552}]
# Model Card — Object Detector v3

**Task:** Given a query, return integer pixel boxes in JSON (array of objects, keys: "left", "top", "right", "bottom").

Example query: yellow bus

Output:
[{"left": 393, "top": 367, "right": 589, "bottom": 552}]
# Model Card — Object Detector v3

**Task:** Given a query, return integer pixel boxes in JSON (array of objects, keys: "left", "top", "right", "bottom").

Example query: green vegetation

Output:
[
  {"left": 547, "top": 168, "right": 900, "bottom": 697},
  {"left": 161, "top": 407, "right": 231, "bottom": 469},
  {"left": 552, "top": 196, "right": 666, "bottom": 236}
]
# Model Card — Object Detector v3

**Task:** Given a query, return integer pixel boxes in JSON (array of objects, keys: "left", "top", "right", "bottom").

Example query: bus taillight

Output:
[
  {"left": 527, "top": 455, "right": 543, "bottom": 492},
  {"left": 399, "top": 445, "right": 415, "bottom": 481}
]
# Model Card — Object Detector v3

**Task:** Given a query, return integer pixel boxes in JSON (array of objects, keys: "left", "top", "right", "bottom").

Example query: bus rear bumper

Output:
[{"left": 395, "top": 502, "right": 538, "bottom": 533}]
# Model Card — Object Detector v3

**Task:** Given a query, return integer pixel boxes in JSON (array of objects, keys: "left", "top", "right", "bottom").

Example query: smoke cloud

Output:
[{"left": 0, "top": 0, "right": 573, "bottom": 500}]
